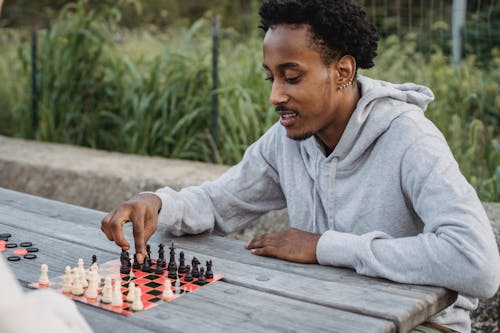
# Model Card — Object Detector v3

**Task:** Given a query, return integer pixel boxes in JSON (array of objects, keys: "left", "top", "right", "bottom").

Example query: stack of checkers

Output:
[{"left": 0, "top": 233, "right": 39, "bottom": 261}]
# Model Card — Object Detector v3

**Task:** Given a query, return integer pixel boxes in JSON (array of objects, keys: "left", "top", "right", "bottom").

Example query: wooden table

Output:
[{"left": 0, "top": 188, "right": 456, "bottom": 333}]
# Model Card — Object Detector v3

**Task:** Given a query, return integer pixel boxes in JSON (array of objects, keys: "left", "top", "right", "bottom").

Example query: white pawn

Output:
[
  {"left": 101, "top": 276, "right": 113, "bottom": 304},
  {"left": 131, "top": 287, "right": 144, "bottom": 311},
  {"left": 62, "top": 266, "right": 73, "bottom": 293},
  {"left": 39, "top": 264, "right": 49, "bottom": 286},
  {"left": 112, "top": 280, "right": 123, "bottom": 307},
  {"left": 77, "top": 258, "right": 88, "bottom": 288},
  {"left": 162, "top": 279, "right": 174, "bottom": 299},
  {"left": 85, "top": 270, "right": 99, "bottom": 299},
  {"left": 126, "top": 281, "right": 136, "bottom": 303},
  {"left": 71, "top": 268, "right": 84, "bottom": 296}
]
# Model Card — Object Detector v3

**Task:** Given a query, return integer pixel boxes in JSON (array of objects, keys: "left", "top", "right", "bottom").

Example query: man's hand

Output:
[
  {"left": 100, "top": 193, "right": 162, "bottom": 264},
  {"left": 244, "top": 227, "right": 321, "bottom": 264}
]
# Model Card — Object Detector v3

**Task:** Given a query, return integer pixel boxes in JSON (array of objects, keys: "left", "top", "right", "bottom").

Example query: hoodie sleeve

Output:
[
  {"left": 155, "top": 124, "right": 286, "bottom": 236},
  {"left": 316, "top": 135, "right": 500, "bottom": 299}
]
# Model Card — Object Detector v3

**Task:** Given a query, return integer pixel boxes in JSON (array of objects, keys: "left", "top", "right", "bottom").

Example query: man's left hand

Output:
[{"left": 244, "top": 227, "right": 321, "bottom": 263}]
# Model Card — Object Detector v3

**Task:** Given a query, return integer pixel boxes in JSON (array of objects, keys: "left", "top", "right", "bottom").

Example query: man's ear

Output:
[{"left": 335, "top": 55, "right": 356, "bottom": 86}]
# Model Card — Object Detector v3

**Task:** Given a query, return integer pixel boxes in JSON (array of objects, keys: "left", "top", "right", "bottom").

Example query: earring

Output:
[{"left": 337, "top": 79, "right": 353, "bottom": 91}]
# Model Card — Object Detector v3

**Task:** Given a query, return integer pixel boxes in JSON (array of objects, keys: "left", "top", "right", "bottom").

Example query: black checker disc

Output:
[
  {"left": 6, "top": 243, "right": 17, "bottom": 248},
  {"left": 26, "top": 247, "right": 39, "bottom": 253},
  {"left": 0, "top": 233, "right": 12, "bottom": 238},
  {"left": 7, "top": 256, "right": 21, "bottom": 261},
  {"left": 24, "top": 254, "right": 37, "bottom": 259},
  {"left": 20, "top": 242, "right": 33, "bottom": 247}
]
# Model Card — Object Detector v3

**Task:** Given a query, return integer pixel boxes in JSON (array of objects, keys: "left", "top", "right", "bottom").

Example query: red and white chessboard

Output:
[{"left": 29, "top": 258, "right": 223, "bottom": 316}]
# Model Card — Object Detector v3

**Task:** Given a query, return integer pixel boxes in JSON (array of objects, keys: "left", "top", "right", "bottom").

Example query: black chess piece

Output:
[
  {"left": 120, "top": 250, "right": 131, "bottom": 274},
  {"left": 191, "top": 257, "right": 200, "bottom": 278},
  {"left": 167, "top": 263, "right": 177, "bottom": 279},
  {"left": 154, "top": 260, "right": 164, "bottom": 275},
  {"left": 178, "top": 251, "right": 187, "bottom": 273},
  {"left": 205, "top": 260, "right": 213, "bottom": 279},
  {"left": 142, "top": 257, "right": 153, "bottom": 273},
  {"left": 158, "top": 243, "right": 165, "bottom": 262},
  {"left": 146, "top": 244, "right": 152, "bottom": 266},
  {"left": 168, "top": 243, "right": 177, "bottom": 272},
  {"left": 197, "top": 267, "right": 207, "bottom": 285},
  {"left": 183, "top": 265, "right": 193, "bottom": 282},
  {"left": 91, "top": 254, "right": 97, "bottom": 265},
  {"left": 133, "top": 253, "right": 141, "bottom": 269}
]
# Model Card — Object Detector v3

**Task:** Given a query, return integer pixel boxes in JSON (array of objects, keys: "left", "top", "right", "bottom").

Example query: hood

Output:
[{"left": 305, "top": 75, "right": 434, "bottom": 165}]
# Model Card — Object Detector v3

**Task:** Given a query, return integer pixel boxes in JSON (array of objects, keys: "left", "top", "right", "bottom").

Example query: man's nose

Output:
[{"left": 269, "top": 81, "right": 289, "bottom": 105}]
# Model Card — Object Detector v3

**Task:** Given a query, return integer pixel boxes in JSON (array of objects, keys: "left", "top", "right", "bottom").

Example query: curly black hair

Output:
[{"left": 259, "top": 0, "right": 378, "bottom": 69}]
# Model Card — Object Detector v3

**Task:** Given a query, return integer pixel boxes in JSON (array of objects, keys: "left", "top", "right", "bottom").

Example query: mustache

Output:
[{"left": 275, "top": 106, "right": 297, "bottom": 113}]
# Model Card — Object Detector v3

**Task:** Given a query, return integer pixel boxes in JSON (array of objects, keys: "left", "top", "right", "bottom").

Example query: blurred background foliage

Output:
[{"left": 0, "top": 0, "right": 498, "bottom": 201}]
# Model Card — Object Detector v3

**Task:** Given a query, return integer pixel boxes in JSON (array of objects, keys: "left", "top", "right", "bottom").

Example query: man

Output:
[{"left": 101, "top": 1, "right": 499, "bottom": 332}]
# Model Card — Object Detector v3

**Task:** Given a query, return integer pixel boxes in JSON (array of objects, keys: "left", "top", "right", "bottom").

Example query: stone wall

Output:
[{"left": 0, "top": 135, "right": 498, "bottom": 331}]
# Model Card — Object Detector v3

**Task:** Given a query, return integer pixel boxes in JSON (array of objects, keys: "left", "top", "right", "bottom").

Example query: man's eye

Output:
[
  {"left": 265, "top": 77, "right": 274, "bottom": 82},
  {"left": 284, "top": 76, "right": 300, "bottom": 83}
]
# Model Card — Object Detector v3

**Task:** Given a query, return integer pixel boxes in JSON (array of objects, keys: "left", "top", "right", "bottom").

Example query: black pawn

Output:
[
  {"left": 142, "top": 257, "right": 153, "bottom": 273},
  {"left": 183, "top": 265, "right": 193, "bottom": 282},
  {"left": 191, "top": 257, "right": 200, "bottom": 278},
  {"left": 197, "top": 267, "right": 207, "bottom": 285},
  {"left": 205, "top": 260, "right": 213, "bottom": 279},
  {"left": 132, "top": 253, "right": 141, "bottom": 269},
  {"left": 120, "top": 250, "right": 131, "bottom": 274},
  {"left": 178, "top": 251, "right": 187, "bottom": 273},
  {"left": 158, "top": 243, "right": 165, "bottom": 262},
  {"left": 167, "top": 264, "right": 177, "bottom": 279},
  {"left": 154, "top": 261, "right": 164, "bottom": 275},
  {"left": 91, "top": 255, "right": 97, "bottom": 265}
]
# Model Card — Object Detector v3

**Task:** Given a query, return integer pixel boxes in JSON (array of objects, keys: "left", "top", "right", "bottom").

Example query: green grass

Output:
[{"left": 0, "top": 2, "right": 498, "bottom": 201}]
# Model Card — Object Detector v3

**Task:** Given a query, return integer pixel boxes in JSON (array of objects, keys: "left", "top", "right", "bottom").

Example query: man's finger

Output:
[
  {"left": 108, "top": 207, "right": 132, "bottom": 250},
  {"left": 251, "top": 246, "right": 276, "bottom": 257},
  {"left": 100, "top": 210, "right": 116, "bottom": 241},
  {"left": 131, "top": 211, "right": 146, "bottom": 263}
]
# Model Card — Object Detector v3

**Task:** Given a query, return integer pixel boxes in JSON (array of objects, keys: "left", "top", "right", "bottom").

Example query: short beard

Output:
[{"left": 288, "top": 132, "right": 314, "bottom": 141}]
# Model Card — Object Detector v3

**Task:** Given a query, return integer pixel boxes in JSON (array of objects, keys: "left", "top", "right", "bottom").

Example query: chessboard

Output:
[{"left": 28, "top": 244, "right": 223, "bottom": 316}]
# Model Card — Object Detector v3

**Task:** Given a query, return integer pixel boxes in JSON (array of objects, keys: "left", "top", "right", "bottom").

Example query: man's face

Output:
[{"left": 263, "top": 24, "right": 344, "bottom": 142}]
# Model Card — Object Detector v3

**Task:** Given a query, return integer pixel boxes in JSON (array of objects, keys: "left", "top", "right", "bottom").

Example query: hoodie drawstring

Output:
[{"left": 329, "top": 157, "right": 338, "bottom": 230}]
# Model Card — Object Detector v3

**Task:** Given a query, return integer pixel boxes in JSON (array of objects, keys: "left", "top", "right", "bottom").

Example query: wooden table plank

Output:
[{"left": 4, "top": 223, "right": 395, "bottom": 333}]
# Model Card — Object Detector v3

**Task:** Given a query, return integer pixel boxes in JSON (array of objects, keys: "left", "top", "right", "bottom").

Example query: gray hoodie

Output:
[{"left": 155, "top": 75, "right": 500, "bottom": 332}]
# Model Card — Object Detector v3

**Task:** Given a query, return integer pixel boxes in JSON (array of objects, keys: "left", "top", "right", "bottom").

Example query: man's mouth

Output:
[{"left": 276, "top": 109, "right": 298, "bottom": 127}]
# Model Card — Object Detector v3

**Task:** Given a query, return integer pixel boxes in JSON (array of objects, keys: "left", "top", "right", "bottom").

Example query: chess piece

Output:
[
  {"left": 167, "top": 262, "right": 177, "bottom": 279},
  {"left": 168, "top": 242, "right": 176, "bottom": 272},
  {"left": 39, "top": 264, "right": 49, "bottom": 286},
  {"left": 101, "top": 276, "right": 113, "bottom": 303},
  {"left": 120, "top": 250, "right": 131, "bottom": 274},
  {"left": 133, "top": 253, "right": 141, "bottom": 269},
  {"left": 154, "top": 260, "right": 164, "bottom": 275},
  {"left": 71, "top": 268, "right": 84, "bottom": 296},
  {"left": 112, "top": 280, "right": 123, "bottom": 307},
  {"left": 197, "top": 267, "right": 207, "bottom": 285},
  {"left": 85, "top": 270, "right": 99, "bottom": 299},
  {"left": 162, "top": 279, "right": 174, "bottom": 299},
  {"left": 91, "top": 254, "right": 97, "bottom": 265},
  {"left": 142, "top": 257, "right": 153, "bottom": 273},
  {"left": 62, "top": 266, "right": 73, "bottom": 293},
  {"left": 158, "top": 243, "right": 165, "bottom": 262},
  {"left": 178, "top": 251, "right": 186, "bottom": 273},
  {"left": 205, "top": 260, "right": 214, "bottom": 279},
  {"left": 146, "top": 244, "right": 152, "bottom": 266},
  {"left": 77, "top": 258, "right": 88, "bottom": 288},
  {"left": 126, "top": 281, "right": 136, "bottom": 303},
  {"left": 191, "top": 257, "right": 200, "bottom": 278},
  {"left": 131, "top": 287, "right": 144, "bottom": 311},
  {"left": 183, "top": 265, "right": 193, "bottom": 282}
]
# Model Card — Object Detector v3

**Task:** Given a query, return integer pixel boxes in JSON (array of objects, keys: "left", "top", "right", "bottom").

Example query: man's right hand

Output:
[{"left": 100, "top": 193, "right": 162, "bottom": 264}]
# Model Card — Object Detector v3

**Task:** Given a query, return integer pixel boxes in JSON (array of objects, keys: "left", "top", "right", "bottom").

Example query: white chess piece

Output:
[
  {"left": 77, "top": 258, "right": 88, "bottom": 288},
  {"left": 112, "top": 280, "right": 123, "bottom": 307},
  {"left": 162, "top": 279, "right": 174, "bottom": 299},
  {"left": 126, "top": 281, "right": 136, "bottom": 303},
  {"left": 101, "top": 276, "right": 113, "bottom": 304},
  {"left": 38, "top": 263, "right": 49, "bottom": 286},
  {"left": 85, "top": 270, "right": 99, "bottom": 299},
  {"left": 71, "top": 267, "right": 84, "bottom": 296},
  {"left": 62, "top": 265, "right": 73, "bottom": 293},
  {"left": 131, "top": 287, "right": 144, "bottom": 311}
]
